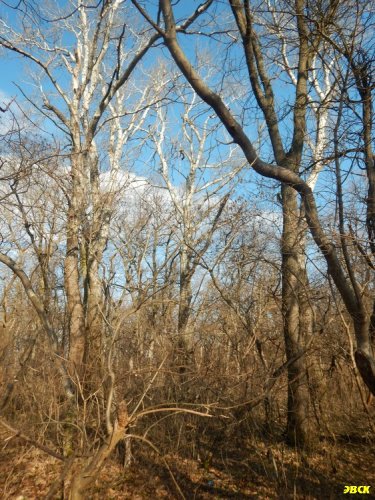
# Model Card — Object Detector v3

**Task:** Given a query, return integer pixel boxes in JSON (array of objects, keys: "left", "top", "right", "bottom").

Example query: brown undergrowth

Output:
[{"left": 1, "top": 430, "right": 374, "bottom": 499}]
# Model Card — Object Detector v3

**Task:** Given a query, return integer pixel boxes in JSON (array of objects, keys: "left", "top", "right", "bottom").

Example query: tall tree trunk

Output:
[
  {"left": 176, "top": 246, "right": 193, "bottom": 377},
  {"left": 82, "top": 149, "right": 112, "bottom": 377},
  {"left": 84, "top": 258, "right": 104, "bottom": 369},
  {"left": 361, "top": 85, "right": 375, "bottom": 344},
  {"left": 282, "top": 184, "right": 314, "bottom": 448},
  {"left": 65, "top": 155, "right": 85, "bottom": 376}
]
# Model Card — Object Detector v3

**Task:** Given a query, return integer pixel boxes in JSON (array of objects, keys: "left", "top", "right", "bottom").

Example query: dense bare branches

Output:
[{"left": 0, "top": 0, "right": 374, "bottom": 496}]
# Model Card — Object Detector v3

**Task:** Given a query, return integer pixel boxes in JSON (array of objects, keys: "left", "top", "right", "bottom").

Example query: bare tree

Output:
[
  {"left": 132, "top": 0, "right": 375, "bottom": 449},
  {"left": 0, "top": 1, "right": 158, "bottom": 379},
  {"left": 148, "top": 92, "right": 245, "bottom": 373}
]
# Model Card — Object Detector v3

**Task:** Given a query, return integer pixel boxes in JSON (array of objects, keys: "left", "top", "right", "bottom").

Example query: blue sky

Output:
[{"left": 0, "top": 0, "right": 367, "bottom": 239}]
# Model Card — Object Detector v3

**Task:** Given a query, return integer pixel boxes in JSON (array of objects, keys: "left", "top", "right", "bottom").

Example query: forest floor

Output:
[{"left": 1, "top": 431, "right": 375, "bottom": 499}]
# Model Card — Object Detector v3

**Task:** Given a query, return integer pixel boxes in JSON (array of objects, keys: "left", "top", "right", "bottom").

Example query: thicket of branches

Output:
[{"left": 0, "top": 0, "right": 374, "bottom": 497}]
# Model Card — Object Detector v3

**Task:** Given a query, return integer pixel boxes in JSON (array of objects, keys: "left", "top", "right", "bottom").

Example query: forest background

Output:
[{"left": 0, "top": 0, "right": 374, "bottom": 498}]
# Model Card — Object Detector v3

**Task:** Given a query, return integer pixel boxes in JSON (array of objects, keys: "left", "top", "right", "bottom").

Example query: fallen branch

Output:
[{"left": 0, "top": 417, "right": 65, "bottom": 461}]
